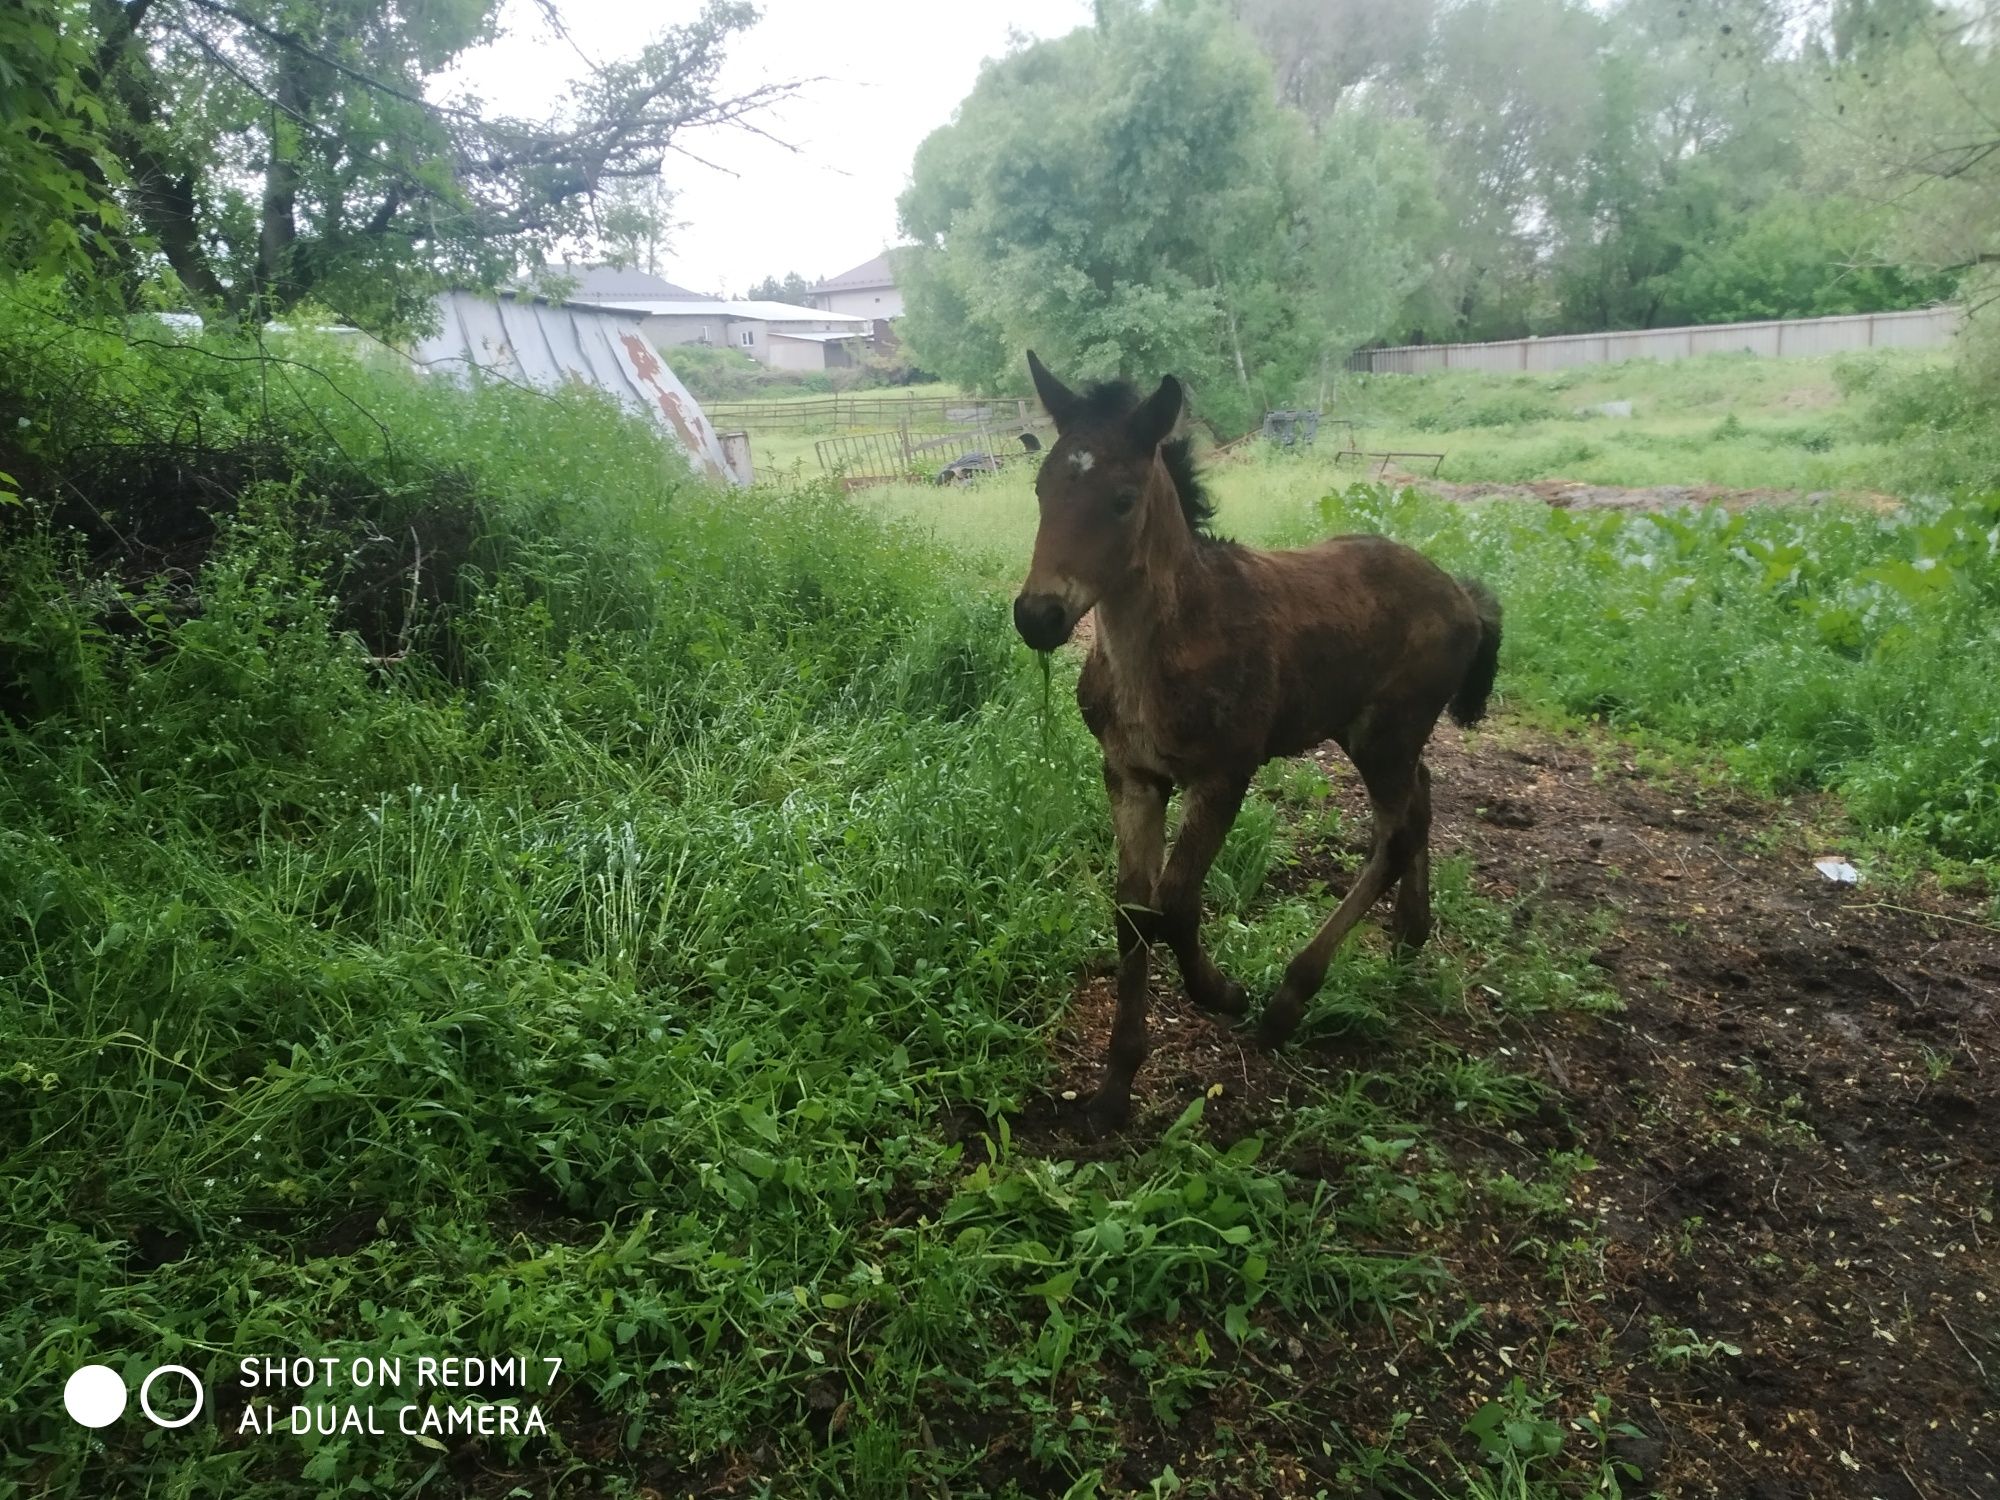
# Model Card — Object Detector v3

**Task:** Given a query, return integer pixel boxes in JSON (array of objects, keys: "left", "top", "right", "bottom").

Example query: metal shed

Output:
[{"left": 414, "top": 291, "right": 749, "bottom": 485}]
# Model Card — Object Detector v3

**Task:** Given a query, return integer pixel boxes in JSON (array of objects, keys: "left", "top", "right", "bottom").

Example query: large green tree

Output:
[
  {"left": 747, "top": 270, "right": 812, "bottom": 303},
  {"left": 8, "top": 0, "right": 789, "bottom": 331},
  {"left": 1397, "top": 0, "right": 1607, "bottom": 340},
  {"left": 895, "top": 1, "right": 1436, "bottom": 428},
  {"left": 1815, "top": 2, "right": 1998, "bottom": 298},
  {"left": 1227, "top": 0, "right": 1956, "bottom": 341},
  {"left": 0, "top": 0, "right": 123, "bottom": 275}
]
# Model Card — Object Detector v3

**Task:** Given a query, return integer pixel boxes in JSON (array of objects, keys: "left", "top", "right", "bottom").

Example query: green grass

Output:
[
  {"left": 750, "top": 346, "right": 1998, "bottom": 518},
  {"left": 720, "top": 379, "right": 971, "bottom": 406},
  {"left": 0, "top": 305, "right": 1646, "bottom": 1497},
  {"left": 828, "top": 355, "right": 2000, "bottom": 862},
  {"left": 1330, "top": 350, "right": 1943, "bottom": 494},
  {"left": 4, "top": 295, "right": 1994, "bottom": 1496}
]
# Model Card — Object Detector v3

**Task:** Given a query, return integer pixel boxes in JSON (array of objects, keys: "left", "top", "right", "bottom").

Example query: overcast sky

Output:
[{"left": 445, "top": 0, "right": 1096, "bottom": 296}]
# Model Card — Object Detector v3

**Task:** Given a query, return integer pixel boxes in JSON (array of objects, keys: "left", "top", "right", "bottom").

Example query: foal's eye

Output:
[{"left": 1110, "top": 489, "right": 1140, "bottom": 517}]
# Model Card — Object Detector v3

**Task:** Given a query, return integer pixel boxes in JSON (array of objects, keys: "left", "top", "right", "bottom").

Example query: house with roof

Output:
[
  {"left": 569, "top": 270, "right": 874, "bottom": 372},
  {"left": 807, "top": 252, "right": 903, "bottom": 321}
]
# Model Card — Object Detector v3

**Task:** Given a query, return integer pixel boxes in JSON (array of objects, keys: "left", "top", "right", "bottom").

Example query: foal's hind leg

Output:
[
  {"left": 1155, "top": 775, "right": 1251, "bottom": 1018},
  {"left": 1258, "top": 751, "right": 1420, "bottom": 1048},
  {"left": 1086, "top": 765, "right": 1168, "bottom": 1134},
  {"left": 1390, "top": 758, "right": 1434, "bottom": 952}
]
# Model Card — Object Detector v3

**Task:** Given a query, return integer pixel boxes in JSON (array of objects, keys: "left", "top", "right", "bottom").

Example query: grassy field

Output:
[
  {"left": 1331, "top": 350, "right": 1945, "bottom": 494},
  {"left": 3, "top": 316, "right": 1997, "bottom": 1497},
  {"left": 742, "top": 349, "right": 1980, "bottom": 507},
  {"left": 722, "top": 380, "right": 970, "bottom": 406}
]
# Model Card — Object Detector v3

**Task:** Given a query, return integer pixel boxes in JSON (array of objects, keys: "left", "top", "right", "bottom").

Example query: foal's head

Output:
[{"left": 1012, "top": 351, "right": 1206, "bottom": 651}]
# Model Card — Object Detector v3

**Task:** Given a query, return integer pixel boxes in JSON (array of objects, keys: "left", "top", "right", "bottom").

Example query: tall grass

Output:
[
  {"left": 1306, "top": 483, "right": 2000, "bottom": 858},
  {"left": 1328, "top": 350, "right": 1954, "bottom": 494},
  {"left": 4, "top": 298, "right": 1988, "bottom": 1497},
  {"left": 3, "top": 311, "right": 1600, "bottom": 1496},
  {"left": 0, "top": 368, "right": 1118, "bottom": 1490}
]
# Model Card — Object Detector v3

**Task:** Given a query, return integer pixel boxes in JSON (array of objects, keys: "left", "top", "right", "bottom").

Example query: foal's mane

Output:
[{"left": 1073, "top": 379, "right": 1221, "bottom": 539}]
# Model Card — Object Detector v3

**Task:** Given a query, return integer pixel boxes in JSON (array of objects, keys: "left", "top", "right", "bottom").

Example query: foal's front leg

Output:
[{"left": 1086, "top": 765, "right": 1168, "bottom": 1134}]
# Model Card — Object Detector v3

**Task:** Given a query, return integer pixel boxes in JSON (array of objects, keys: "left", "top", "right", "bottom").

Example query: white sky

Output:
[{"left": 446, "top": 0, "right": 1096, "bottom": 295}]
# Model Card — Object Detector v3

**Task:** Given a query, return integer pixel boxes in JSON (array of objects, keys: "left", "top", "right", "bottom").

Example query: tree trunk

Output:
[
  {"left": 89, "top": 0, "right": 235, "bottom": 311},
  {"left": 256, "top": 52, "right": 308, "bottom": 311}
]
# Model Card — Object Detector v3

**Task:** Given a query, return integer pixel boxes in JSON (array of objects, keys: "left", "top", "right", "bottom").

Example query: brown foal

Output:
[{"left": 1013, "top": 353, "right": 1502, "bottom": 1134}]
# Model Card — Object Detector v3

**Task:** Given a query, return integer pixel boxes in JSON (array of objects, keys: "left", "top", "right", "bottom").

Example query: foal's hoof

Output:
[
  {"left": 1391, "top": 922, "right": 1432, "bottom": 958},
  {"left": 1192, "top": 977, "right": 1249, "bottom": 1018},
  {"left": 1081, "top": 1088, "right": 1132, "bottom": 1138},
  {"left": 1255, "top": 993, "right": 1305, "bottom": 1050}
]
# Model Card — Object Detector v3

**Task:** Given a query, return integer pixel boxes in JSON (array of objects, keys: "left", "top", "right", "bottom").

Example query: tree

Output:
[
  {"left": 35, "top": 0, "right": 794, "bottom": 331},
  {"left": 895, "top": 3, "right": 1437, "bottom": 429},
  {"left": 1389, "top": 0, "right": 1612, "bottom": 340},
  {"left": 1230, "top": 0, "right": 1945, "bottom": 341},
  {"left": 1816, "top": 2, "right": 1998, "bottom": 305},
  {"left": 0, "top": 0, "right": 123, "bottom": 276},
  {"left": 1535, "top": 0, "right": 1803, "bottom": 331},
  {"left": 1650, "top": 189, "right": 1956, "bottom": 321},
  {"left": 746, "top": 270, "right": 811, "bottom": 303},
  {"left": 593, "top": 174, "right": 678, "bottom": 275},
  {"left": 1830, "top": 0, "right": 1937, "bottom": 67},
  {"left": 1227, "top": 0, "right": 1435, "bottom": 122}
]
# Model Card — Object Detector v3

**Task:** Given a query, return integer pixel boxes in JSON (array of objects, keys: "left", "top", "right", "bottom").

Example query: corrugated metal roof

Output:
[
  {"left": 766, "top": 328, "right": 870, "bottom": 343},
  {"left": 566, "top": 265, "right": 710, "bottom": 300},
  {"left": 413, "top": 291, "right": 746, "bottom": 486},
  {"left": 575, "top": 295, "right": 871, "bottom": 324},
  {"left": 813, "top": 252, "right": 896, "bottom": 291}
]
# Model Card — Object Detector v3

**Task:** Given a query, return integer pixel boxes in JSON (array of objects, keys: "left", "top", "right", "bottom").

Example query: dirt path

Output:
[
  {"left": 1383, "top": 471, "right": 1902, "bottom": 513},
  {"left": 1034, "top": 718, "right": 2000, "bottom": 1497}
]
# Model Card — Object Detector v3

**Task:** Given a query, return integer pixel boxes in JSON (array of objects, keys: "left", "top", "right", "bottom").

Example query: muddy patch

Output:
[{"left": 1028, "top": 716, "right": 2000, "bottom": 1497}]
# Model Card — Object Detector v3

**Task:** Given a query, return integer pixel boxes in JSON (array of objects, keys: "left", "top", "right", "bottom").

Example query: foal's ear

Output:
[
  {"left": 1129, "top": 374, "right": 1182, "bottom": 452},
  {"left": 1026, "top": 350, "right": 1082, "bottom": 431}
]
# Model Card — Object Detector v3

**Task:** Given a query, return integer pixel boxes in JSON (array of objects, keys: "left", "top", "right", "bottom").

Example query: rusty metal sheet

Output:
[{"left": 414, "top": 291, "right": 747, "bottom": 485}]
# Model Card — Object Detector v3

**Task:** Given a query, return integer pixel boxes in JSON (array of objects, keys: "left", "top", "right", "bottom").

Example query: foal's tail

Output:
[{"left": 1448, "top": 577, "right": 1503, "bottom": 727}]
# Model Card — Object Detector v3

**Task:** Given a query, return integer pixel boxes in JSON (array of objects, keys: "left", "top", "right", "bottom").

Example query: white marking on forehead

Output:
[{"left": 1068, "top": 449, "right": 1095, "bottom": 473}]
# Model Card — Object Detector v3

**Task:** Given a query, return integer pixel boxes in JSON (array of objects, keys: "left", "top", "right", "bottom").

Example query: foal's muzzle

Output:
[{"left": 1012, "top": 592, "right": 1074, "bottom": 652}]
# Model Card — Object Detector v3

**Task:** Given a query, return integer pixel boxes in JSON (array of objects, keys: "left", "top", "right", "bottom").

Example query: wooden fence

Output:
[
  {"left": 701, "top": 394, "right": 1036, "bottom": 432},
  {"left": 1346, "top": 305, "right": 1963, "bottom": 375}
]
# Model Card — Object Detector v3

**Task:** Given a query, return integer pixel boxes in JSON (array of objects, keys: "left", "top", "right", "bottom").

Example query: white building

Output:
[
  {"left": 570, "top": 274, "right": 873, "bottom": 372},
  {"left": 807, "top": 253, "right": 903, "bottom": 321}
]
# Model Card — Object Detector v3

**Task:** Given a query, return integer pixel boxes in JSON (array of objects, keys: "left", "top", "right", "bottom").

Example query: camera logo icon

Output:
[{"left": 64, "top": 1363, "right": 205, "bottom": 1429}]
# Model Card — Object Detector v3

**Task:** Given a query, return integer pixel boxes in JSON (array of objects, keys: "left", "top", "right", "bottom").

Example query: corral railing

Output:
[
  {"left": 1347, "top": 305, "right": 1963, "bottom": 375},
  {"left": 699, "top": 394, "right": 1036, "bottom": 432},
  {"left": 814, "top": 420, "right": 1051, "bottom": 489}
]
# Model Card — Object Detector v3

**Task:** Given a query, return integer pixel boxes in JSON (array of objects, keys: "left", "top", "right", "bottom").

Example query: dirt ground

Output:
[{"left": 1033, "top": 716, "right": 2000, "bottom": 1498}]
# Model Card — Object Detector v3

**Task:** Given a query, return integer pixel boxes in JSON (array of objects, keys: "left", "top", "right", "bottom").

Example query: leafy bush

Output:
[
  {"left": 658, "top": 341, "right": 768, "bottom": 400},
  {"left": 1838, "top": 343, "right": 2000, "bottom": 496},
  {"left": 1318, "top": 482, "right": 2000, "bottom": 857}
]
